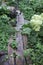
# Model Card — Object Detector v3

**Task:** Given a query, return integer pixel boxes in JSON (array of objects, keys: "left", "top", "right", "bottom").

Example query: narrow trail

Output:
[
  {"left": 7, "top": 12, "right": 25, "bottom": 65},
  {"left": 15, "top": 12, "right": 25, "bottom": 65},
  {"left": 16, "top": 13, "right": 25, "bottom": 54}
]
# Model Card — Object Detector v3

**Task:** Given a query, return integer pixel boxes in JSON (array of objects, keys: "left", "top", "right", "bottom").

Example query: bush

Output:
[
  {"left": 22, "top": 14, "right": 43, "bottom": 65},
  {"left": 0, "top": 14, "right": 16, "bottom": 51}
]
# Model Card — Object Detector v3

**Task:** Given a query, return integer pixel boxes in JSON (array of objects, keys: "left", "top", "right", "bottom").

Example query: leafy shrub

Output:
[
  {"left": 0, "top": 14, "right": 16, "bottom": 51},
  {"left": 22, "top": 14, "right": 43, "bottom": 65},
  {"left": 10, "top": 40, "right": 17, "bottom": 49},
  {"left": 19, "top": 0, "right": 43, "bottom": 20}
]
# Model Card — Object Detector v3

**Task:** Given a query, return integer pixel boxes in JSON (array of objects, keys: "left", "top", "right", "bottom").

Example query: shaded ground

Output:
[{"left": 0, "top": 51, "right": 10, "bottom": 65}]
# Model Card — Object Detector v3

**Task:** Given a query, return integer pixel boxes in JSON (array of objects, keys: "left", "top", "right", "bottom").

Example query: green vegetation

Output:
[
  {"left": 22, "top": 14, "right": 43, "bottom": 65},
  {"left": 19, "top": 0, "right": 43, "bottom": 20},
  {"left": 10, "top": 40, "right": 17, "bottom": 49},
  {"left": 6, "top": 0, "right": 43, "bottom": 20},
  {"left": 0, "top": 0, "right": 43, "bottom": 65},
  {"left": 0, "top": 14, "right": 16, "bottom": 51}
]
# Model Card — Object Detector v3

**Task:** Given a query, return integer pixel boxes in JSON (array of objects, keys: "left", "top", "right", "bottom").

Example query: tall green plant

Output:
[
  {"left": 0, "top": 14, "right": 16, "bottom": 51},
  {"left": 22, "top": 14, "right": 43, "bottom": 65}
]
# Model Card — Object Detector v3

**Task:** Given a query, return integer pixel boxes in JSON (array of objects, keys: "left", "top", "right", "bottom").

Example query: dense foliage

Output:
[
  {"left": 4, "top": 0, "right": 43, "bottom": 20},
  {"left": 0, "top": 0, "right": 43, "bottom": 65},
  {"left": 19, "top": 0, "right": 43, "bottom": 20},
  {"left": 0, "top": 0, "right": 17, "bottom": 52},
  {"left": 0, "top": 14, "right": 16, "bottom": 51},
  {"left": 0, "top": 0, "right": 43, "bottom": 20},
  {"left": 22, "top": 14, "right": 43, "bottom": 65}
]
